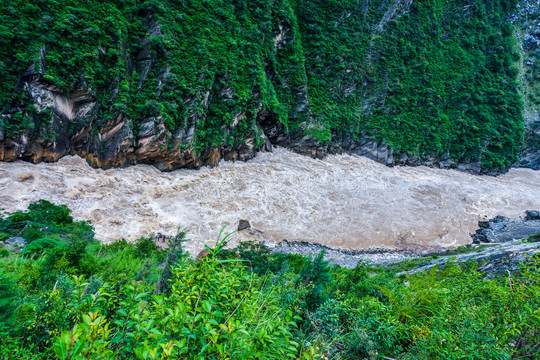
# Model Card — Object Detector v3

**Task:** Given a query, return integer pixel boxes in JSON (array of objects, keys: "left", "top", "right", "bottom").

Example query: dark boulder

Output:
[
  {"left": 525, "top": 210, "right": 540, "bottom": 221},
  {"left": 472, "top": 212, "right": 540, "bottom": 244},
  {"left": 238, "top": 219, "right": 251, "bottom": 231}
]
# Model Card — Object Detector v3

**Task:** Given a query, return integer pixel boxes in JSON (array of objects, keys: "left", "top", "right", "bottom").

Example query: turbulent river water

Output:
[{"left": 1, "top": 147, "right": 540, "bottom": 254}]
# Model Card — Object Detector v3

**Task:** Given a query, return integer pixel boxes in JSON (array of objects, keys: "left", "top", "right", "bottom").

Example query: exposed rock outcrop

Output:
[
  {"left": 267, "top": 211, "right": 540, "bottom": 271},
  {"left": 398, "top": 211, "right": 540, "bottom": 276},
  {"left": 259, "top": 114, "right": 486, "bottom": 173},
  {"left": 472, "top": 210, "right": 540, "bottom": 244},
  {"left": 511, "top": 0, "right": 540, "bottom": 170},
  {"left": 2, "top": 237, "right": 26, "bottom": 252},
  {"left": 0, "top": 76, "right": 262, "bottom": 170},
  {"left": 268, "top": 239, "right": 414, "bottom": 268}
]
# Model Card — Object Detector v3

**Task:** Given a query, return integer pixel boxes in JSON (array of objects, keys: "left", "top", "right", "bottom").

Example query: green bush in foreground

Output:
[
  {"left": 1, "top": 202, "right": 539, "bottom": 359},
  {"left": 52, "top": 257, "right": 313, "bottom": 359}
]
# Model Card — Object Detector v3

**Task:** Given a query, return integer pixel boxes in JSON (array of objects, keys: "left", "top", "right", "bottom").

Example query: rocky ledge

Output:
[
  {"left": 266, "top": 239, "right": 415, "bottom": 268},
  {"left": 472, "top": 210, "right": 540, "bottom": 244},
  {"left": 397, "top": 211, "right": 540, "bottom": 276},
  {"left": 398, "top": 240, "right": 540, "bottom": 277}
]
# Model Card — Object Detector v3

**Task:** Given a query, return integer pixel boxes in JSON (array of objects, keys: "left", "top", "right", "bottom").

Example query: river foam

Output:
[{"left": 1, "top": 147, "right": 539, "bottom": 254}]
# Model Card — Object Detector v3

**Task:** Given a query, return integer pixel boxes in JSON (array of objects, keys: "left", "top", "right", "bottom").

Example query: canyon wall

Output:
[{"left": 0, "top": 0, "right": 538, "bottom": 172}]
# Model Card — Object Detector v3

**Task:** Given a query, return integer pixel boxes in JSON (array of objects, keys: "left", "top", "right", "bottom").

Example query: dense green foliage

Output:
[
  {"left": 517, "top": 3, "right": 540, "bottom": 121},
  {"left": 0, "top": 203, "right": 320, "bottom": 359},
  {"left": 0, "top": 0, "right": 526, "bottom": 169},
  {"left": 298, "top": 0, "right": 523, "bottom": 168},
  {"left": 1, "top": 202, "right": 539, "bottom": 359}
]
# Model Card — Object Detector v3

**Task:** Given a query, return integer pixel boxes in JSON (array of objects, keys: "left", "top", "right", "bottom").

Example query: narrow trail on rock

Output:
[{"left": 1, "top": 147, "right": 540, "bottom": 255}]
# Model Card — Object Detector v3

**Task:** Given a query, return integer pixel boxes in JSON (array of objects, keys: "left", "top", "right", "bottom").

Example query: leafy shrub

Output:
[
  {"left": 27, "top": 201, "right": 73, "bottom": 226},
  {"left": 98, "top": 239, "right": 132, "bottom": 253},
  {"left": 329, "top": 261, "right": 390, "bottom": 302},
  {"left": 52, "top": 257, "right": 320, "bottom": 359},
  {"left": 0, "top": 200, "right": 93, "bottom": 245},
  {"left": 223, "top": 241, "right": 305, "bottom": 275},
  {"left": 21, "top": 236, "right": 65, "bottom": 258},
  {"left": 0, "top": 324, "right": 36, "bottom": 360},
  {"left": 8, "top": 200, "right": 72, "bottom": 227},
  {"left": 0, "top": 272, "right": 18, "bottom": 325},
  {"left": 134, "top": 236, "right": 158, "bottom": 258}
]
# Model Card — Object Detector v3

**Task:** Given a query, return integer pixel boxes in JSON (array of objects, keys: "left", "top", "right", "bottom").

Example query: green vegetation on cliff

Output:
[
  {"left": 299, "top": 0, "right": 523, "bottom": 168},
  {"left": 1, "top": 202, "right": 539, "bottom": 359},
  {"left": 0, "top": 0, "right": 527, "bottom": 169}
]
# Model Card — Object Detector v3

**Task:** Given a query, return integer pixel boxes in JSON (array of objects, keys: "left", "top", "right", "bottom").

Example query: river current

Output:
[{"left": 1, "top": 147, "right": 539, "bottom": 254}]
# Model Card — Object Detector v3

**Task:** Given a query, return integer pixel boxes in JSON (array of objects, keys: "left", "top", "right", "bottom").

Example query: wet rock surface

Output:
[{"left": 472, "top": 210, "right": 540, "bottom": 244}]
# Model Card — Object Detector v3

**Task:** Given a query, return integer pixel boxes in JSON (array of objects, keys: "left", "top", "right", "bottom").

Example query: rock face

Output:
[
  {"left": 0, "top": 78, "right": 262, "bottom": 170},
  {"left": 472, "top": 210, "right": 540, "bottom": 244},
  {"left": 396, "top": 211, "right": 540, "bottom": 276},
  {"left": 259, "top": 116, "right": 486, "bottom": 173},
  {"left": 0, "top": 73, "right": 488, "bottom": 173},
  {"left": 510, "top": 0, "right": 540, "bottom": 170},
  {"left": 395, "top": 211, "right": 540, "bottom": 276},
  {"left": 269, "top": 239, "right": 413, "bottom": 268},
  {"left": 517, "top": 123, "right": 540, "bottom": 170},
  {"left": 0, "top": 0, "right": 538, "bottom": 174}
]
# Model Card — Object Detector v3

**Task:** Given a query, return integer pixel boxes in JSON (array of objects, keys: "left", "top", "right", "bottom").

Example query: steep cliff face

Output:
[
  {"left": 511, "top": 0, "right": 540, "bottom": 169},
  {"left": 0, "top": 0, "right": 536, "bottom": 172}
]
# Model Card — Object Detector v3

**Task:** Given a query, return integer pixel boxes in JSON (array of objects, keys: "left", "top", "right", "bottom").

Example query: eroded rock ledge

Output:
[
  {"left": 472, "top": 210, "right": 540, "bottom": 244},
  {"left": 1, "top": 72, "right": 538, "bottom": 174},
  {"left": 0, "top": 95, "right": 514, "bottom": 175}
]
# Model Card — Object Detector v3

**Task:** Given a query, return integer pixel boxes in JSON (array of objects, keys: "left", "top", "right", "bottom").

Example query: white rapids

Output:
[{"left": 1, "top": 147, "right": 539, "bottom": 254}]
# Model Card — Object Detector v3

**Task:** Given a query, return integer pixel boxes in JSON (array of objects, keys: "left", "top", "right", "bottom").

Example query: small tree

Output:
[
  {"left": 156, "top": 229, "right": 188, "bottom": 295},
  {"left": 296, "top": 251, "right": 330, "bottom": 311}
]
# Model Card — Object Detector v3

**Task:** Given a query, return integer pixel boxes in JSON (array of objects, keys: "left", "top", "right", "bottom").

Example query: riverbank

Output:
[{"left": 259, "top": 211, "right": 540, "bottom": 272}]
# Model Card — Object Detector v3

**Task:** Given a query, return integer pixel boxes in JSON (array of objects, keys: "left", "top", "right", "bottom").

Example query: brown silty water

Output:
[{"left": 1, "top": 147, "right": 539, "bottom": 255}]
